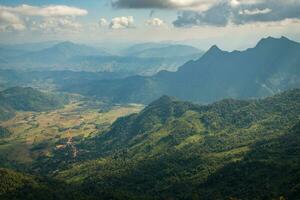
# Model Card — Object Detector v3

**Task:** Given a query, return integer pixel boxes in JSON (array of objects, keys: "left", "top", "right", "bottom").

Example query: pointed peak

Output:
[
  {"left": 59, "top": 41, "right": 74, "bottom": 45},
  {"left": 257, "top": 36, "right": 275, "bottom": 44},
  {"left": 205, "top": 45, "right": 224, "bottom": 54},
  {"left": 157, "top": 95, "right": 175, "bottom": 102},
  {"left": 256, "top": 36, "right": 294, "bottom": 48},
  {"left": 54, "top": 41, "right": 76, "bottom": 48},
  {"left": 209, "top": 45, "right": 222, "bottom": 52},
  {"left": 150, "top": 95, "right": 176, "bottom": 106},
  {"left": 200, "top": 45, "right": 224, "bottom": 60},
  {"left": 280, "top": 36, "right": 289, "bottom": 40}
]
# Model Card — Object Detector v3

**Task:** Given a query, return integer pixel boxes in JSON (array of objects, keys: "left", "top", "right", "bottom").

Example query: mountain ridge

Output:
[
  {"left": 63, "top": 36, "right": 300, "bottom": 104},
  {"left": 52, "top": 89, "right": 300, "bottom": 200},
  {"left": 0, "top": 87, "right": 67, "bottom": 121}
]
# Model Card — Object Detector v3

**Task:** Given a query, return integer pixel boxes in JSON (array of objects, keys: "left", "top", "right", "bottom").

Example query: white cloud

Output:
[
  {"left": 31, "top": 17, "right": 82, "bottom": 33},
  {"left": 0, "top": 4, "right": 87, "bottom": 32},
  {"left": 99, "top": 18, "right": 109, "bottom": 27},
  {"left": 174, "top": 0, "right": 300, "bottom": 27},
  {"left": 0, "top": 4, "right": 88, "bottom": 17},
  {"left": 113, "top": 0, "right": 220, "bottom": 11},
  {"left": 230, "top": 0, "right": 263, "bottom": 7},
  {"left": 0, "top": 10, "right": 26, "bottom": 31},
  {"left": 110, "top": 16, "right": 134, "bottom": 29},
  {"left": 239, "top": 8, "right": 272, "bottom": 15},
  {"left": 146, "top": 18, "right": 165, "bottom": 26},
  {"left": 168, "top": 0, "right": 219, "bottom": 11}
]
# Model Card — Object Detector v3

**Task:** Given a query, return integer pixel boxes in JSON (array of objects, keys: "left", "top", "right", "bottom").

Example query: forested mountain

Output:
[
  {"left": 0, "top": 168, "right": 88, "bottom": 200},
  {"left": 64, "top": 36, "right": 300, "bottom": 104},
  {"left": 42, "top": 89, "right": 299, "bottom": 200},
  {"left": 0, "top": 89, "right": 299, "bottom": 199},
  {"left": 0, "top": 87, "right": 66, "bottom": 120}
]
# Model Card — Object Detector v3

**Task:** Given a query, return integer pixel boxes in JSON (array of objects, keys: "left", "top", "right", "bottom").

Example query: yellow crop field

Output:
[{"left": 0, "top": 100, "right": 143, "bottom": 165}]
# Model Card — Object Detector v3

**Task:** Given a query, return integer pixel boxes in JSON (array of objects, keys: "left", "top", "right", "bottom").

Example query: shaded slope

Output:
[
  {"left": 0, "top": 168, "right": 91, "bottom": 200},
  {"left": 57, "top": 89, "right": 300, "bottom": 200},
  {"left": 65, "top": 36, "right": 300, "bottom": 104},
  {"left": 202, "top": 122, "right": 300, "bottom": 199},
  {"left": 0, "top": 87, "right": 67, "bottom": 121}
]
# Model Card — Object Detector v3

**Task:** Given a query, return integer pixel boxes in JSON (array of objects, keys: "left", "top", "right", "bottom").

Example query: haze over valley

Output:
[{"left": 0, "top": 0, "right": 300, "bottom": 199}]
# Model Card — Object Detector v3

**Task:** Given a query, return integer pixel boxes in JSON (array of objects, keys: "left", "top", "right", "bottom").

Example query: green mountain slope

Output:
[
  {"left": 64, "top": 36, "right": 300, "bottom": 104},
  {"left": 0, "top": 87, "right": 66, "bottom": 120},
  {"left": 54, "top": 89, "right": 300, "bottom": 200},
  {"left": 0, "top": 168, "right": 91, "bottom": 200},
  {"left": 0, "top": 127, "right": 11, "bottom": 138}
]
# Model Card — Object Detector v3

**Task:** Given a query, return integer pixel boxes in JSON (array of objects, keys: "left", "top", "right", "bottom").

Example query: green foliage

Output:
[
  {"left": 0, "top": 87, "right": 67, "bottom": 121},
  {"left": 0, "top": 87, "right": 67, "bottom": 112},
  {"left": 0, "top": 168, "right": 92, "bottom": 200},
  {"left": 53, "top": 89, "right": 300, "bottom": 200},
  {"left": 1, "top": 89, "right": 300, "bottom": 200},
  {"left": 0, "top": 127, "right": 11, "bottom": 138}
]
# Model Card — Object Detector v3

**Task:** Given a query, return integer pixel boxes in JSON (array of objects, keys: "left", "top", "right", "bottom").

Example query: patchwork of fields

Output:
[{"left": 0, "top": 100, "right": 143, "bottom": 166}]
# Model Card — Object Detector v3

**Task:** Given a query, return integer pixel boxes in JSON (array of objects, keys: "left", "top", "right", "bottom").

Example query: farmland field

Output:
[{"left": 0, "top": 99, "right": 143, "bottom": 166}]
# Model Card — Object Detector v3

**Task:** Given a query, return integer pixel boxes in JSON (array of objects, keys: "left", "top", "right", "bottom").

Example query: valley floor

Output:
[{"left": 0, "top": 99, "right": 143, "bottom": 168}]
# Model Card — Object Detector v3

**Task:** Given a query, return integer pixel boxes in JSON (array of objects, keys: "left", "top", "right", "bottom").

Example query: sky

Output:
[{"left": 0, "top": 0, "right": 300, "bottom": 50}]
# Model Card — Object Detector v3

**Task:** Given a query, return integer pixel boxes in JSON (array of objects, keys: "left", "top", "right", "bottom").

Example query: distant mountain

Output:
[
  {"left": 0, "top": 69, "right": 133, "bottom": 92},
  {"left": 55, "top": 89, "right": 300, "bottom": 200},
  {"left": 0, "top": 41, "right": 108, "bottom": 63},
  {"left": 122, "top": 42, "right": 171, "bottom": 55},
  {"left": 123, "top": 43, "right": 203, "bottom": 58},
  {"left": 0, "top": 41, "right": 61, "bottom": 52},
  {"left": 65, "top": 36, "right": 300, "bottom": 103},
  {"left": 0, "top": 42, "right": 202, "bottom": 75},
  {"left": 0, "top": 87, "right": 66, "bottom": 120},
  {"left": 0, "top": 47, "right": 27, "bottom": 60},
  {"left": 16, "top": 41, "right": 110, "bottom": 64},
  {"left": 67, "top": 55, "right": 193, "bottom": 75}
]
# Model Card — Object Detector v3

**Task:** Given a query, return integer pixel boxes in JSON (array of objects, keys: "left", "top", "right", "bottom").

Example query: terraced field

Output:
[{"left": 0, "top": 100, "right": 143, "bottom": 166}]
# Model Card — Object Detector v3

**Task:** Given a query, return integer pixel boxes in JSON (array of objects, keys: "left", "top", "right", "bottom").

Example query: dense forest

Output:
[
  {"left": 1, "top": 89, "right": 299, "bottom": 199},
  {"left": 0, "top": 87, "right": 67, "bottom": 120},
  {"left": 0, "top": 0, "right": 299, "bottom": 198}
]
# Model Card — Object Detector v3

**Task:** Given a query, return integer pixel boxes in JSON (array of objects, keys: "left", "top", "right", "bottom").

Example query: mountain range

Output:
[
  {"left": 63, "top": 36, "right": 300, "bottom": 104},
  {"left": 2, "top": 89, "right": 298, "bottom": 200},
  {"left": 122, "top": 43, "right": 202, "bottom": 58},
  {"left": 0, "top": 42, "right": 202, "bottom": 75}
]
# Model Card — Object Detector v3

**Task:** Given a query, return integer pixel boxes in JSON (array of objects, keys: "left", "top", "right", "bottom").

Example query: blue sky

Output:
[{"left": 0, "top": 0, "right": 300, "bottom": 50}]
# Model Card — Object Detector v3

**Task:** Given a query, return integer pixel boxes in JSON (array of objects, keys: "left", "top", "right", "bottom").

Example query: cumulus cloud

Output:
[
  {"left": 30, "top": 17, "right": 82, "bottom": 33},
  {"left": 232, "top": 1, "right": 300, "bottom": 25},
  {"left": 112, "top": 0, "right": 220, "bottom": 11},
  {"left": 146, "top": 18, "right": 164, "bottom": 26},
  {"left": 109, "top": 16, "right": 134, "bottom": 29},
  {"left": 0, "top": 4, "right": 87, "bottom": 32},
  {"left": 229, "top": 0, "right": 264, "bottom": 7},
  {"left": 174, "top": 2, "right": 231, "bottom": 27},
  {"left": 0, "top": 4, "right": 87, "bottom": 17},
  {"left": 99, "top": 18, "right": 109, "bottom": 27},
  {"left": 112, "top": 0, "right": 300, "bottom": 27},
  {"left": 173, "top": 0, "right": 300, "bottom": 27},
  {"left": 0, "top": 10, "right": 26, "bottom": 31},
  {"left": 239, "top": 8, "right": 272, "bottom": 15}
]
